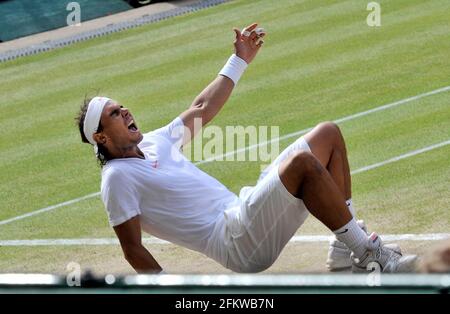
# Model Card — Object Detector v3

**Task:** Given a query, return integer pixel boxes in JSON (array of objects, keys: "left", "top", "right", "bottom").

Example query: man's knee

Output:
[
  {"left": 316, "top": 121, "right": 341, "bottom": 138},
  {"left": 291, "top": 150, "right": 324, "bottom": 174},
  {"left": 315, "top": 121, "right": 346, "bottom": 150}
]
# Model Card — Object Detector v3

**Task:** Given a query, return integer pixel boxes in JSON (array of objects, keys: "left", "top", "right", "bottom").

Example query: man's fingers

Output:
[
  {"left": 241, "top": 23, "right": 258, "bottom": 37},
  {"left": 233, "top": 28, "right": 242, "bottom": 41},
  {"left": 255, "top": 27, "right": 265, "bottom": 36},
  {"left": 246, "top": 23, "right": 258, "bottom": 32},
  {"left": 241, "top": 29, "right": 251, "bottom": 37},
  {"left": 238, "top": 23, "right": 266, "bottom": 48},
  {"left": 251, "top": 31, "right": 266, "bottom": 41},
  {"left": 242, "top": 26, "right": 266, "bottom": 42}
]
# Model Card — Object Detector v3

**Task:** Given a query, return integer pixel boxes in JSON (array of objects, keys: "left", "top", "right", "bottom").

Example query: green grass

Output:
[{"left": 0, "top": 0, "right": 449, "bottom": 273}]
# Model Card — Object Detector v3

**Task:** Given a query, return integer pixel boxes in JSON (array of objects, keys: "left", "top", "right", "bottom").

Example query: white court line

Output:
[
  {"left": 290, "top": 234, "right": 450, "bottom": 243},
  {"left": 1, "top": 233, "right": 448, "bottom": 246},
  {"left": 351, "top": 140, "right": 450, "bottom": 174},
  {"left": 1, "top": 85, "right": 449, "bottom": 226},
  {"left": 0, "top": 192, "right": 101, "bottom": 227}
]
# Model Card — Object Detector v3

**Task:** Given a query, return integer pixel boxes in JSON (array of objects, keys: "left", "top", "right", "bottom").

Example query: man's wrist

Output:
[
  {"left": 235, "top": 53, "right": 249, "bottom": 64},
  {"left": 218, "top": 54, "right": 248, "bottom": 85}
]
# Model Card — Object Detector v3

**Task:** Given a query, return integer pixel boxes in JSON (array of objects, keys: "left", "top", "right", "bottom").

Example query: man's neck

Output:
[{"left": 110, "top": 145, "right": 144, "bottom": 160}]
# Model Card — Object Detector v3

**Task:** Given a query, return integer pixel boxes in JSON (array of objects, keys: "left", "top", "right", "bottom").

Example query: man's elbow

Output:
[
  {"left": 190, "top": 100, "right": 206, "bottom": 110},
  {"left": 190, "top": 102, "right": 209, "bottom": 119},
  {"left": 122, "top": 245, "right": 162, "bottom": 273},
  {"left": 123, "top": 248, "right": 136, "bottom": 264},
  {"left": 123, "top": 244, "right": 142, "bottom": 263},
  {"left": 187, "top": 104, "right": 213, "bottom": 126}
]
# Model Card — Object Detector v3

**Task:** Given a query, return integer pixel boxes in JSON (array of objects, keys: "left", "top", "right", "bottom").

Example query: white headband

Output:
[{"left": 83, "top": 96, "right": 111, "bottom": 146}]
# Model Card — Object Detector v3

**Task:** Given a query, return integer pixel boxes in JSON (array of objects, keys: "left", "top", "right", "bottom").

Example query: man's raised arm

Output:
[{"left": 179, "top": 23, "right": 265, "bottom": 145}]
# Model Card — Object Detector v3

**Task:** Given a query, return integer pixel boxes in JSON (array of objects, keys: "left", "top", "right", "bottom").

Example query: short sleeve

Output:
[
  {"left": 101, "top": 169, "right": 141, "bottom": 227},
  {"left": 149, "top": 117, "right": 185, "bottom": 150}
]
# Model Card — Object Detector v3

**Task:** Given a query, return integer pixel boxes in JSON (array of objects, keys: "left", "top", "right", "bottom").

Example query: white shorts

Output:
[{"left": 222, "top": 137, "right": 312, "bottom": 273}]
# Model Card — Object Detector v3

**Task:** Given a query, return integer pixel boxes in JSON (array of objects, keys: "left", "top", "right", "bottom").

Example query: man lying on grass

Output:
[{"left": 75, "top": 23, "right": 417, "bottom": 274}]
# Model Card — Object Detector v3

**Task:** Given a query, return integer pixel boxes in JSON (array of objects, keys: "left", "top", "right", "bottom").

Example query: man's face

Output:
[{"left": 97, "top": 102, "right": 143, "bottom": 152}]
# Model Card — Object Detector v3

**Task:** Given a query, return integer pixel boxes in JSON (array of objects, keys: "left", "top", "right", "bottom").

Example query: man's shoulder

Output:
[
  {"left": 100, "top": 162, "right": 140, "bottom": 198},
  {"left": 101, "top": 162, "right": 130, "bottom": 183},
  {"left": 139, "top": 129, "right": 176, "bottom": 152}
]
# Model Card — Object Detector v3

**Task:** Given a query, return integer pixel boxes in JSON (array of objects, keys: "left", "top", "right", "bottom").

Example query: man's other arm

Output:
[{"left": 113, "top": 215, "right": 163, "bottom": 273}]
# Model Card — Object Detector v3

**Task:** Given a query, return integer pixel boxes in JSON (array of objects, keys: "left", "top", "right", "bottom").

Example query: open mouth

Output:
[{"left": 127, "top": 120, "right": 139, "bottom": 132}]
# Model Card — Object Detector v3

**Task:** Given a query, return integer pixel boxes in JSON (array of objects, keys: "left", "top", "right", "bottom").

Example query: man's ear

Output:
[{"left": 93, "top": 132, "right": 107, "bottom": 145}]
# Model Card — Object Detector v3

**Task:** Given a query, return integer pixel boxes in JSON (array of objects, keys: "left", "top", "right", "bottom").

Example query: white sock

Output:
[
  {"left": 346, "top": 199, "right": 368, "bottom": 233},
  {"left": 333, "top": 218, "right": 368, "bottom": 258},
  {"left": 346, "top": 198, "right": 356, "bottom": 217}
]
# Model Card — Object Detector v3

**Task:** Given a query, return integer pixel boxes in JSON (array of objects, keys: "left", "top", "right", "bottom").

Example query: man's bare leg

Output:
[
  {"left": 278, "top": 151, "right": 368, "bottom": 258},
  {"left": 279, "top": 127, "right": 417, "bottom": 271},
  {"left": 303, "top": 122, "right": 351, "bottom": 200},
  {"left": 302, "top": 122, "right": 365, "bottom": 269},
  {"left": 278, "top": 151, "right": 352, "bottom": 231}
]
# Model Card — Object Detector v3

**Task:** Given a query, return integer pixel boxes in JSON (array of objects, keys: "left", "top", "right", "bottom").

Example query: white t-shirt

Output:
[{"left": 100, "top": 117, "right": 239, "bottom": 265}]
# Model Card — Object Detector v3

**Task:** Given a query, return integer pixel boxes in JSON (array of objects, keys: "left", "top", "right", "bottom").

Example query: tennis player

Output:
[{"left": 76, "top": 23, "right": 417, "bottom": 273}]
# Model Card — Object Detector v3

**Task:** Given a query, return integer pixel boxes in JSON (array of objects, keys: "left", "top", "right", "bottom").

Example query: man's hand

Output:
[{"left": 233, "top": 23, "right": 266, "bottom": 64}]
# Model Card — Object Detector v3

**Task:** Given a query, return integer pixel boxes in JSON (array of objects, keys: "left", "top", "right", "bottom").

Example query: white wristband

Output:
[{"left": 219, "top": 54, "right": 248, "bottom": 85}]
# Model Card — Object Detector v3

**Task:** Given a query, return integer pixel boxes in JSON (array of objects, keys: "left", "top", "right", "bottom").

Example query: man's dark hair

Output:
[{"left": 75, "top": 97, "right": 113, "bottom": 167}]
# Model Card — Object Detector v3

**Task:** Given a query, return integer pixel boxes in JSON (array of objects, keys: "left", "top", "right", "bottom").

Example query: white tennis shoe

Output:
[
  {"left": 326, "top": 221, "right": 407, "bottom": 271},
  {"left": 326, "top": 220, "right": 368, "bottom": 271},
  {"left": 351, "top": 232, "right": 418, "bottom": 273}
]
